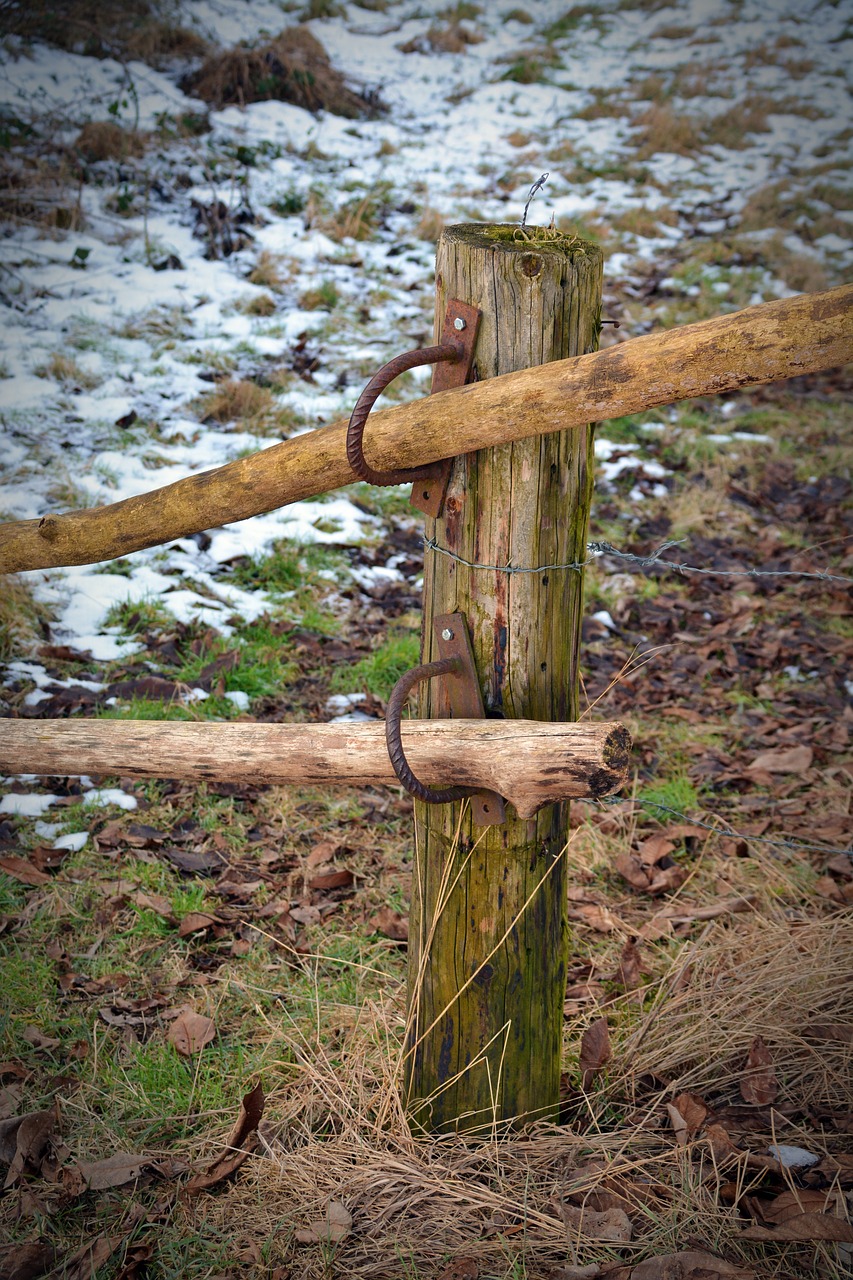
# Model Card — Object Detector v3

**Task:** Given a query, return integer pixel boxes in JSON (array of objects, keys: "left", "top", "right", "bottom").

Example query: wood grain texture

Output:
[
  {"left": 0, "top": 279, "right": 849, "bottom": 574},
  {"left": 0, "top": 719, "right": 630, "bottom": 818},
  {"left": 405, "top": 225, "right": 602, "bottom": 1133}
]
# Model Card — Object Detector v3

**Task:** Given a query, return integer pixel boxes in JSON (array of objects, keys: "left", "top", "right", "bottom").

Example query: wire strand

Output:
[{"left": 423, "top": 535, "right": 852, "bottom": 585}]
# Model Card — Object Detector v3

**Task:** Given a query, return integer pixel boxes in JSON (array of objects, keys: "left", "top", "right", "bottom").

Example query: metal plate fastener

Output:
[
  {"left": 384, "top": 613, "right": 506, "bottom": 826},
  {"left": 344, "top": 300, "right": 480, "bottom": 516}
]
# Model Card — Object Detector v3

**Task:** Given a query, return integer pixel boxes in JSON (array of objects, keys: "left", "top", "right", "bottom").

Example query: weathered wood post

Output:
[{"left": 405, "top": 224, "right": 602, "bottom": 1133}]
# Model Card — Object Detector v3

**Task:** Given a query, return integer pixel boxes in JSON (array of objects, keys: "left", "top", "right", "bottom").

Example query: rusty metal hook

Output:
[
  {"left": 346, "top": 344, "right": 460, "bottom": 487},
  {"left": 385, "top": 656, "right": 478, "bottom": 805}
]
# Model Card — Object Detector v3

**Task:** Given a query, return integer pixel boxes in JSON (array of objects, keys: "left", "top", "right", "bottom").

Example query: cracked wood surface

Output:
[
  {"left": 405, "top": 225, "right": 602, "bottom": 1132},
  {"left": 0, "top": 718, "right": 630, "bottom": 820}
]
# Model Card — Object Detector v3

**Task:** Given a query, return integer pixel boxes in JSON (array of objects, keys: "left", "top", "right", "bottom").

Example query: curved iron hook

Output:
[
  {"left": 346, "top": 344, "right": 460, "bottom": 487},
  {"left": 385, "top": 656, "right": 478, "bottom": 804}
]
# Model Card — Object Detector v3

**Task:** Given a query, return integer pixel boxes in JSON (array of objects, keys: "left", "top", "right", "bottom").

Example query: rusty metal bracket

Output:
[
  {"left": 410, "top": 299, "right": 480, "bottom": 517},
  {"left": 345, "top": 300, "right": 480, "bottom": 517},
  {"left": 384, "top": 612, "right": 506, "bottom": 826}
]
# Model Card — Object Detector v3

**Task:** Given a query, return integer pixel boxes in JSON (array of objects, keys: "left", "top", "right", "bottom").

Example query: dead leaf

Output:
[
  {"left": 436, "top": 1259, "right": 479, "bottom": 1280},
  {"left": 630, "top": 1251, "right": 755, "bottom": 1279},
  {"left": 163, "top": 847, "right": 228, "bottom": 876},
  {"left": 21, "top": 1027, "right": 61, "bottom": 1052},
  {"left": 306, "top": 840, "right": 341, "bottom": 868},
  {"left": 614, "top": 852, "right": 649, "bottom": 891},
  {"left": 553, "top": 1200, "right": 632, "bottom": 1242},
  {"left": 370, "top": 906, "right": 408, "bottom": 942},
  {"left": 740, "top": 1212, "right": 853, "bottom": 1242},
  {"left": 0, "top": 1241, "right": 57, "bottom": 1280},
  {"left": 114, "top": 1241, "right": 154, "bottom": 1280},
  {"left": 177, "top": 912, "right": 219, "bottom": 937},
  {"left": 295, "top": 1198, "right": 352, "bottom": 1244},
  {"left": 132, "top": 892, "right": 174, "bottom": 920},
  {"left": 43, "top": 1235, "right": 124, "bottom": 1280},
  {"left": 739, "top": 1035, "right": 778, "bottom": 1106},
  {"left": 0, "top": 857, "right": 50, "bottom": 887},
  {"left": 79, "top": 1152, "right": 149, "bottom": 1190},
  {"left": 615, "top": 938, "right": 642, "bottom": 991},
  {"left": 704, "top": 1123, "right": 739, "bottom": 1162},
  {"left": 567, "top": 902, "right": 619, "bottom": 932},
  {"left": 579, "top": 1018, "right": 612, "bottom": 1089},
  {"left": 666, "top": 1103, "right": 688, "bottom": 1146},
  {"left": 638, "top": 835, "right": 676, "bottom": 866},
  {"left": 29, "top": 847, "right": 71, "bottom": 874},
  {"left": 646, "top": 864, "right": 688, "bottom": 895},
  {"left": 167, "top": 1009, "right": 215, "bottom": 1057},
  {"left": 672, "top": 1092, "right": 708, "bottom": 1137},
  {"left": 756, "top": 1188, "right": 834, "bottom": 1224},
  {"left": 748, "top": 745, "right": 812, "bottom": 774},
  {"left": 547, "top": 1266, "right": 601, "bottom": 1280},
  {"left": 1, "top": 1108, "right": 57, "bottom": 1188},
  {"left": 805, "top": 1022, "right": 853, "bottom": 1044},
  {"left": 308, "top": 868, "right": 354, "bottom": 892},
  {"left": 185, "top": 1079, "right": 264, "bottom": 1193}
]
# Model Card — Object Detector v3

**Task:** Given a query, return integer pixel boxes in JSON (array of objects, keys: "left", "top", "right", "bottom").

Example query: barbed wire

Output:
[
  {"left": 423, "top": 535, "right": 852, "bottom": 586},
  {"left": 602, "top": 795, "right": 852, "bottom": 859}
]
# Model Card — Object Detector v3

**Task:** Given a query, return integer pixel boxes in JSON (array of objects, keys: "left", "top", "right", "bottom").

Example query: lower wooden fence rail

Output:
[
  {"left": 0, "top": 719, "right": 630, "bottom": 820},
  {"left": 0, "top": 283, "right": 849, "bottom": 575}
]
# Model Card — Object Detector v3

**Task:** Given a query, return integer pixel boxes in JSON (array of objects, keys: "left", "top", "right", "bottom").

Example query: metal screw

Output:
[
  {"left": 441, "top": 627, "right": 454, "bottom": 640},
  {"left": 453, "top": 317, "right": 466, "bottom": 331}
]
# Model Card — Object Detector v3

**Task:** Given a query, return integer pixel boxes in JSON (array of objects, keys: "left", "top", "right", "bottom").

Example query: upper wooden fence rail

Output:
[{"left": 1, "top": 285, "right": 850, "bottom": 576}]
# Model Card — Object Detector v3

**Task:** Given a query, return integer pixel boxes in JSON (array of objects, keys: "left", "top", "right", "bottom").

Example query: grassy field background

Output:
[{"left": 0, "top": 0, "right": 851, "bottom": 1275}]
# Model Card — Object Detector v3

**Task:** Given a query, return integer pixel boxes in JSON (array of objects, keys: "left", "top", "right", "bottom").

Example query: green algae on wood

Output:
[{"left": 405, "top": 224, "right": 603, "bottom": 1134}]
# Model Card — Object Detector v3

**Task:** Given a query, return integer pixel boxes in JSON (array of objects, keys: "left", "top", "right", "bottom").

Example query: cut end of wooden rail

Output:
[{"left": 0, "top": 718, "right": 631, "bottom": 818}]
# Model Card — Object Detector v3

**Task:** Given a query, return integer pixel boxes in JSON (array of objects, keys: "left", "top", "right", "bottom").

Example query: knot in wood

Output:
[{"left": 520, "top": 253, "right": 543, "bottom": 278}]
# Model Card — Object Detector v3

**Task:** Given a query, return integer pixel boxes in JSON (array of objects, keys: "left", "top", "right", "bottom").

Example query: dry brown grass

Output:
[
  {"left": 236, "top": 292, "right": 277, "bottom": 317},
  {"left": 415, "top": 205, "right": 445, "bottom": 243},
  {"left": 399, "top": 17, "right": 484, "bottom": 54},
  {"left": 183, "top": 27, "right": 383, "bottom": 119},
  {"left": 178, "top": 908, "right": 853, "bottom": 1278},
  {"left": 35, "top": 352, "right": 101, "bottom": 390},
  {"left": 0, "top": 575, "right": 51, "bottom": 662},
  {"left": 73, "top": 121, "right": 145, "bottom": 163},
  {"left": 3, "top": 0, "right": 208, "bottom": 66},
  {"left": 194, "top": 377, "right": 276, "bottom": 428},
  {"left": 633, "top": 103, "right": 704, "bottom": 158},
  {"left": 247, "top": 249, "right": 289, "bottom": 290},
  {"left": 610, "top": 206, "right": 680, "bottom": 238},
  {"left": 622, "top": 916, "right": 853, "bottom": 1110}
]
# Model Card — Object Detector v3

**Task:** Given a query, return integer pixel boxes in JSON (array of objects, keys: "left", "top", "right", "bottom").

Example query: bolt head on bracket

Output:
[
  {"left": 434, "top": 613, "right": 506, "bottom": 827},
  {"left": 410, "top": 300, "right": 481, "bottom": 518}
]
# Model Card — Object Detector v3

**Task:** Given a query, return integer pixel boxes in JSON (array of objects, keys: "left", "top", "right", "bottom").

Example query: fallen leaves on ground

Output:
[
  {"left": 741, "top": 1211, "right": 853, "bottom": 1240},
  {"left": 739, "top": 1035, "right": 778, "bottom": 1105},
  {"left": 185, "top": 1079, "right": 264, "bottom": 1194},
  {"left": 579, "top": 1017, "right": 612, "bottom": 1089},
  {"left": 0, "top": 856, "right": 51, "bottom": 887},
  {"left": 78, "top": 1152, "right": 150, "bottom": 1190},
  {"left": 369, "top": 905, "right": 408, "bottom": 941},
  {"left": 629, "top": 1251, "right": 755, "bottom": 1279},
  {"left": 295, "top": 1198, "right": 352, "bottom": 1244},
  {"left": 0, "top": 1107, "right": 57, "bottom": 1188},
  {"left": 43, "top": 1235, "right": 124, "bottom": 1280},
  {"left": 747, "top": 744, "right": 813, "bottom": 774},
  {"left": 552, "top": 1199, "right": 632, "bottom": 1242},
  {"left": 166, "top": 1008, "right": 216, "bottom": 1057},
  {"left": 0, "top": 1240, "right": 57, "bottom": 1280},
  {"left": 436, "top": 1256, "right": 479, "bottom": 1279}
]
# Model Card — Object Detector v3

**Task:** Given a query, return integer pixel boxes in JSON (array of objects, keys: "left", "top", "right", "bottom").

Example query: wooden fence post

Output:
[{"left": 405, "top": 225, "right": 603, "bottom": 1133}]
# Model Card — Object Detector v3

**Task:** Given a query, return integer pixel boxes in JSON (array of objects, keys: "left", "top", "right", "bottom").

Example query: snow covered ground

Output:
[{"left": 0, "top": 0, "right": 850, "bottom": 818}]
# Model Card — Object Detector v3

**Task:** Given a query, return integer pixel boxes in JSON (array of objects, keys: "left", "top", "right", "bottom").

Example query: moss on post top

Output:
[{"left": 444, "top": 221, "right": 602, "bottom": 262}]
